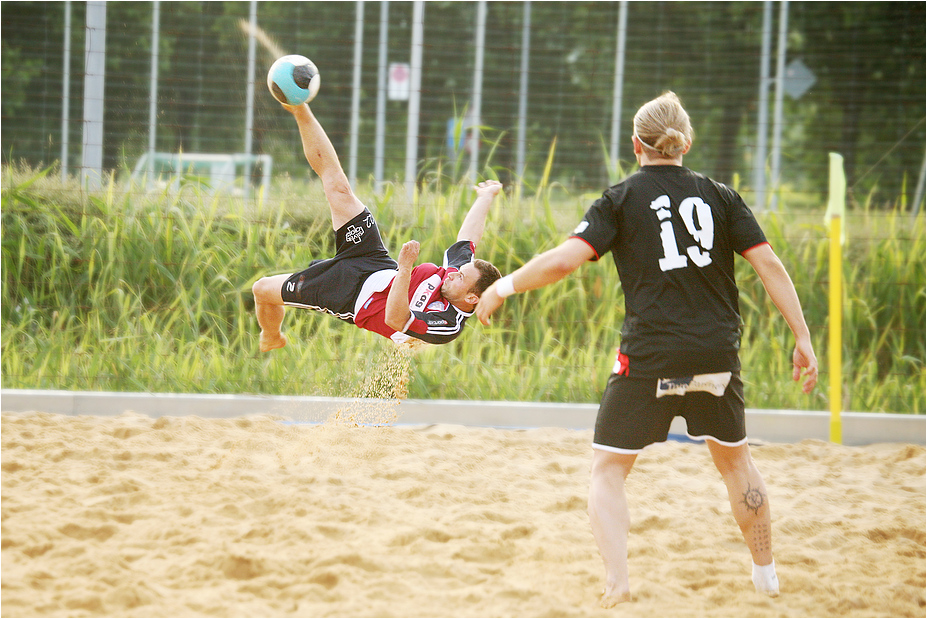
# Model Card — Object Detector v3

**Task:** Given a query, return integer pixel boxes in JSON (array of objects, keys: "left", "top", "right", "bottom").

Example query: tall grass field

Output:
[{"left": 2, "top": 165, "right": 924, "bottom": 414}]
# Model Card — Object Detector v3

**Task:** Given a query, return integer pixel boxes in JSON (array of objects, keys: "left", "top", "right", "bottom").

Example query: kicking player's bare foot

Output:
[
  {"left": 600, "top": 587, "right": 631, "bottom": 608},
  {"left": 259, "top": 332, "right": 287, "bottom": 352}
]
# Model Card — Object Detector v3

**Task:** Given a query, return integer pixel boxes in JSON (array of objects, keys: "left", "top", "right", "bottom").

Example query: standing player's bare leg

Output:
[
  {"left": 252, "top": 273, "right": 291, "bottom": 352},
  {"left": 707, "top": 440, "right": 780, "bottom": 596},
  {"left": 588, "top": 449, "right": 637, "bottom": 607}
]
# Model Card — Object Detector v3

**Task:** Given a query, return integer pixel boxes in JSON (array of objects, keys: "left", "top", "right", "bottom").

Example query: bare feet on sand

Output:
[
  {"left": 259, "top": 332, "right": 287, "bottom": 352},
  {"left": 600, "top": 588, "right": 631, "bottom": 608}
]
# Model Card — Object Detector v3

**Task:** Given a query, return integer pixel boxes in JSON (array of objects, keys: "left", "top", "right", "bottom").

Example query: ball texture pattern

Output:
[{"left": 267, "top": 55, "right": 320, "bottom": 106}]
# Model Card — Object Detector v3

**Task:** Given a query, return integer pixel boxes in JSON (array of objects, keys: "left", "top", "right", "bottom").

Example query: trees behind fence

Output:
[{"left": 1, "top": 1, "right": 924, "bottom": 209}]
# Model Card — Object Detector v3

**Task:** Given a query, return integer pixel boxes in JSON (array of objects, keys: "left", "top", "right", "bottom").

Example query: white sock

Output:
[{"left": 752, "top": 560, "right": 779, "bottom": 597}]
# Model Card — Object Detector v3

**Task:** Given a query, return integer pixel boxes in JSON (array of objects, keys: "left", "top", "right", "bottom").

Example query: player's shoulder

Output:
[
  {"left": 686, "top": 168, "right": 741, "bottom": 201},
  {"left": 598, "top": 167, "right": 665, "bottom": 208},
  {"left": 412, "top": 262, "right": 441, "bottom": 276}
]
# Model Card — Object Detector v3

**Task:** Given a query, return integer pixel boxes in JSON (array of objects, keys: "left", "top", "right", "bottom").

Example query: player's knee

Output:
[
  {"left": 252, "top": 277, "right": 274, "bottom": 301},
  {"left": 710, "top": 443, "right": 753, "bottom": 477},
  {"left": 322, "top": 171, "right": 353, "bottom": 200},
  {"left": 591, "top": 449, "right": 635, "bottom": 481}
]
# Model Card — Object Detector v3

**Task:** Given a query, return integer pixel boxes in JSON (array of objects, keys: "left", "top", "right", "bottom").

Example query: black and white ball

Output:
[{"left": 267, "top": 55, "right": 320, "bottom": 106}]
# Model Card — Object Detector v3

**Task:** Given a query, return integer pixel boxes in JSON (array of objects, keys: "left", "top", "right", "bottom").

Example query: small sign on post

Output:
[
  {"left": 388, "top": 62, "right": 410, "bottom": 101},
  {"left": 784, "top": 58, "right": 816, "bottom": 100}
]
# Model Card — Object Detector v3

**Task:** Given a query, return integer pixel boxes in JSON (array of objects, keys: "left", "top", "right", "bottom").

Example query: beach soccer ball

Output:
[{"left": 267, "top": 55, "right": 320, "bottom": 106}]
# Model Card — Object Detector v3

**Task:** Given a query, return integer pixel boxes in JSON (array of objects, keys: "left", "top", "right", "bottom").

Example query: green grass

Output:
[{"left": 2, "top": 164, "right": 924, "bottom": 413}]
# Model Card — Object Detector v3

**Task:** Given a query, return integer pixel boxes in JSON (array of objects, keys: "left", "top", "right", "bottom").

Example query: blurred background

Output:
[
  {"left": 2, "top": 1, "right": 924, "bottom": 207},
  {"left": 2, "top": 1, "right": 924, "bottom": 415}
]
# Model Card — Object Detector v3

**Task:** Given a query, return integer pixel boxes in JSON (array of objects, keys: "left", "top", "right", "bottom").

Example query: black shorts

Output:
[
  {"left": 280, "top": 209, "right": 397, "bottom": 323},
  {"left": 593, "top": 371, "right": 746, "bottom": 453}
]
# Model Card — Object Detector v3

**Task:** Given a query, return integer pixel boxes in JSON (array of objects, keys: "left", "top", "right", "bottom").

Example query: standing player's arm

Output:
[
  {"left": 476, "top": 237, "right": 595, "bottom": 325},
  {"left": 742, "top": 243, "right": 818, "bottom": 393},
  {"left": 456, "top": 180, "right": 503, "bottom": 246},
  {"left": 385, "top": 241, "right": 420, "bottom": 332}
]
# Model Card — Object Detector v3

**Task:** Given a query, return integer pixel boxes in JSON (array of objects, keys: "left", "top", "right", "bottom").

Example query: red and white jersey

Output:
[{"left": 354, "top": 240, "right": 475, "bottom": 345}]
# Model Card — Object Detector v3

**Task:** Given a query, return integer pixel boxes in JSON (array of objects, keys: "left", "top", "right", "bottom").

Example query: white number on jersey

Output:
[{"left": 650, "top": 194, "right": 715, "bottom": 272}]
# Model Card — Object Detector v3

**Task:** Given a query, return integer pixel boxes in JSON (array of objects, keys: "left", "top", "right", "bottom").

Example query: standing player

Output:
[
  {"left": 476, "top": 92, "right": 818, "bottom": 606},
  {"left": 252, "top": 102, "right": 502, "bottom": 349}
]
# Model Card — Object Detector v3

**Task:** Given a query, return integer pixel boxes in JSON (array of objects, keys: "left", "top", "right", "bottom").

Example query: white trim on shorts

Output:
[
  {"left": 685, "top": 433, "right": 749, "bottom": 448},
  {"left": 592, "top": 432, "right": 749, "bottom": 455},
  {"left": 592, "top": 442, "right": 645, "bottom": 455},
  {"left": 282, "top": 300, "right": 355, "bottom": 322}
]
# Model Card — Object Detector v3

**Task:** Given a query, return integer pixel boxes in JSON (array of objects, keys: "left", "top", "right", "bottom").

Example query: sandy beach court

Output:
[{"left": 1, "top": 410, "right": 924, "bottom": 617}]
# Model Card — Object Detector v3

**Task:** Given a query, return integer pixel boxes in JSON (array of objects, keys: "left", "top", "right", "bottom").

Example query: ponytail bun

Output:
[{"left": 632, "top": 91, "right": 693, "bottom": 158}]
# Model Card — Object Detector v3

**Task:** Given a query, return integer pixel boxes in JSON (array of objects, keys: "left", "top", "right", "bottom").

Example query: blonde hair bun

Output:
[{"left": 633, "top": 91, "right": 693, "bottom": 158}]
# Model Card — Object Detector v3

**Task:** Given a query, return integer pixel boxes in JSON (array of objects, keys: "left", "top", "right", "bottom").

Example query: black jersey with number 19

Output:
[{"left": 571, "top": 165, "right": 768, "bottom": 377}]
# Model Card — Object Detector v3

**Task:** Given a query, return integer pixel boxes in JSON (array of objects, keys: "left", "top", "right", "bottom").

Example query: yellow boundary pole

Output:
[
  {"left": 827, "top": 152, "right": 845, "bottom": 444},
  {"left": 828, "top": 214, "right": 842, "bottom": 443}
]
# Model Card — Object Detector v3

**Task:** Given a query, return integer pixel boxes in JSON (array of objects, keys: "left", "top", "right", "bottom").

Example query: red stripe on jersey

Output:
[
  {"left": 741, "top": 241, "right": 771, "bottom": 255},
  {"left": 569, "top": 235, "right": 601, "bottom": 260}
]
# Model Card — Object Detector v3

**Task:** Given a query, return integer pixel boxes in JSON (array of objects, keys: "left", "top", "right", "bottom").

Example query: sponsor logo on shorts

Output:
[
  {"left": 287, "top": 282, "right": 296, "bottom": 292},
  {"left": 656, "top": 371, "right": 732, "bottom": 398},
  {"left": 346, "top": 224, "right": 365, "bottom": 244}
]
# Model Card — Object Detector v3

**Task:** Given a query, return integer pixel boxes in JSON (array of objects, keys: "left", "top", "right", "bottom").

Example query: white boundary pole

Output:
[
  {"left": 753, "top": 1, "right": 772, "bottom": 210},
  {"left": 609, "top": 1, "right": 628, "bottom": 169},
  {"left": 349, "top": 1, "right": 365, "bottom": 189},
  {"left": 404, "top": 1, "right": 424, "bottom": 203},
  {"left": 468, "top": 0, "right": 487, "bottom": 183},
  {"left": 515, "top": 1, "right": 531, "bottom": 199},
  {"left": 81, "top": 0, "right": 107, "bottom": 191},
  {"left": 374, "top": 1, "right": 389, "bottom": 193},
  {"left": 61, "top": 0, "right": 72, "bottom": 181},
  {"left": 147, "top": 1, "right": 160, "bottom": 184},
  {"left": 769, "top": 0, "right": 789, "bottom": 211}
]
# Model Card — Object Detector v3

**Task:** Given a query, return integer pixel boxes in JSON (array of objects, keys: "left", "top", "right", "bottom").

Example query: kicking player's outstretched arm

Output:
[{"left": 456, "top": 180, "right": 503, "bottom": 247}]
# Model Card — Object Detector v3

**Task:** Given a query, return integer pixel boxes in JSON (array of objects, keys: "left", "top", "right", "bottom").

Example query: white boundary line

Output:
[{"left": 1, "top": 389, "right": 923, "bottom": 446}]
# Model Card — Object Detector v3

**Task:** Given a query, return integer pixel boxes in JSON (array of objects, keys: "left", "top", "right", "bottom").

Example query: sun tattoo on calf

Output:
[{"left": 741, "top": 483, "right": 766, "bottom": 514}]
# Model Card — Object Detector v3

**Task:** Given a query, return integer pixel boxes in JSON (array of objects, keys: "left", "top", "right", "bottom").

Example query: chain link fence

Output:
[{"left": 3, "top": 1, "right": 924, "bottom": 210}]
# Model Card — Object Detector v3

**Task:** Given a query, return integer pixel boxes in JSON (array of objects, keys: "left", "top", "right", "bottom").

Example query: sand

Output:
[{"left": 1, "top": 410, "right": 924, "bottom": 618}]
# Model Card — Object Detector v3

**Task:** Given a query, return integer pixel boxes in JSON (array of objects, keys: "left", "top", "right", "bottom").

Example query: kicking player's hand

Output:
[
  {"left": 475, "top": 283, "right": 505, "bottom": 326},
  {"left": 474, "top": 180, "right": 503, "bottom": 200},
  {"left": 397, "top": 240, "right": 420, "bottom": 270}
]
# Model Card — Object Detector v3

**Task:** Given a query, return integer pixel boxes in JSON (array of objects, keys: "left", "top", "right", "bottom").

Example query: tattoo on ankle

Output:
[
  {"left": 752, "top": 522, "right": 771, "bottom": 554},
  {"left": 741, "top": 483, "right": 766, "bottom": 514}
]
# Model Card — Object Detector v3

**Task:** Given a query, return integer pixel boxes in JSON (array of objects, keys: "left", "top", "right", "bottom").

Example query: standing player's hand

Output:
[
  {"left": 476, "top": 283, "right": 505, "bottom": 326},
  {"left": 792, "top": 337, "right": 818, "bottom": 394}
]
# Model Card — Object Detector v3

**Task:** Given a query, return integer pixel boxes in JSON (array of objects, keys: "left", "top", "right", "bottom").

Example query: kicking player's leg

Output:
[
  {"left": 284, "top": 103, "right": 366, "bottom": 230},
  {"left": 252, "top": 273, "right": 292, "bottom": 352}
]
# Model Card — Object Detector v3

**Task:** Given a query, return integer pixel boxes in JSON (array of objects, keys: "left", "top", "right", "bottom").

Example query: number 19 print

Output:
[{"left": 649, "top": 194, "right": 715, "bottom": 272}]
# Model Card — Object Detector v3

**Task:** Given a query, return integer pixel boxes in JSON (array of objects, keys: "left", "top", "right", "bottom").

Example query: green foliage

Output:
[
  {"left": 2, "top": 165, "right": 924, "bottom": 413},
  {"left": 1, "top": 2, "right": 923, "bottom": 202},
  {"left": 0, "top": 40, "right": 44, "bottom": 119}
]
